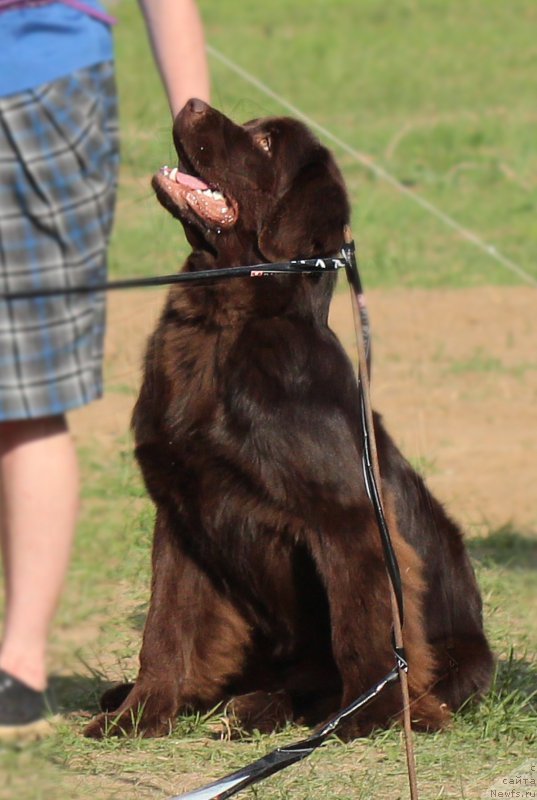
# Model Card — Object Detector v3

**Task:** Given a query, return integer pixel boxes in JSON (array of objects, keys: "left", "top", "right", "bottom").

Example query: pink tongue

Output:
[{"left": 176, "top": 171, "right": 210, "bottom": 191}]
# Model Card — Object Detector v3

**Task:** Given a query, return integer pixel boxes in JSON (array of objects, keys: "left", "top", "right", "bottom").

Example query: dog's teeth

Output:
[
  {"left": 169, "top": 167, "right": 178, "bottom": 181},
  {"left": 188, "top": 185, "right": 227, "bottom": 202},
  {"left": 196, "top": 188, "right": 227, "bottom": 202}
]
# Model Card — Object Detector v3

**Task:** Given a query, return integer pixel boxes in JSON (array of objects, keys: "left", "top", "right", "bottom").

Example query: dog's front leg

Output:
[
  {"left": 306, "top": 506, "right": 447, "bottom": 737},
  {"left": 84, "top": 509, "right": 251, "bottom": 738}
]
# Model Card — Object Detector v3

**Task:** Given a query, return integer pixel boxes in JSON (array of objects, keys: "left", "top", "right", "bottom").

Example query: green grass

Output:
[
  {"left": 1, "top": 1, "right": 536, "bottom": 798},
  {"left": 110, "top": 0, "right": 537, "bottom": 288},
  {"left": 446, "top": 347, "right": 537, "bottom": 378}
]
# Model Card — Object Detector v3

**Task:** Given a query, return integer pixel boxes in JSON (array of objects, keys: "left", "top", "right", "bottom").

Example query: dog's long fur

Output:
[{"left": 85, "top": 100, "right": 493, "bottom": 739}]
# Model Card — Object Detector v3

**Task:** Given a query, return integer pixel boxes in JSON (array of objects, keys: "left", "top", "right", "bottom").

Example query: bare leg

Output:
[{"left": 0, "top": 416, "right": 79, "bottom": 691}]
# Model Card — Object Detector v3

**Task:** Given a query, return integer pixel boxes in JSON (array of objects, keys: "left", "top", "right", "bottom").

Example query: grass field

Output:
[
  {"left": 1, "top": 1, "right": 536, "bottom": 799},
  {"left": 112, "top": 0, "right": 537, "bottom": 288}
]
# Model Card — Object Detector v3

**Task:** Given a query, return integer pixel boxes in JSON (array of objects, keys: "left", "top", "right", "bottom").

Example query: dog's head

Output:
[{"left": 152, "top": 99, "right": 350, "bottom": 267}]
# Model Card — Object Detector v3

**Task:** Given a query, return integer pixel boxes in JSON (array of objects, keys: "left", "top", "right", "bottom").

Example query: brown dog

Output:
[{"left": 84, "top": 99, "right": 493, "bottom": 739}]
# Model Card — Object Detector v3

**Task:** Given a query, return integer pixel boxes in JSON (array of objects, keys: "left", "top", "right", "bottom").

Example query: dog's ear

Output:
[{"left": 258, "top": 156, "right": 350, "bottom": 262}]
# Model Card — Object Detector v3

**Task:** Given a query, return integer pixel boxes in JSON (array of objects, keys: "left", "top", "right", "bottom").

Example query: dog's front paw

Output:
[
  {"left": 83, "top": 711, "right": 117, "bottom": 739},
  {"left": 83, "top": 688, "right": 179, "bottom": 739}
]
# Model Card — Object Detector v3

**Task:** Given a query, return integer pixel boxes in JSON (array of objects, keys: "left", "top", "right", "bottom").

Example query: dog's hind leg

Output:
[
  {"left": 382, "top": 443, "right": 495, "bottom": 709},
  {"left": 99, "top": 682, "right": 134, "bottom": 712},
  {"left": 84, "top": 509, "right": 252, "bottom": 738}
]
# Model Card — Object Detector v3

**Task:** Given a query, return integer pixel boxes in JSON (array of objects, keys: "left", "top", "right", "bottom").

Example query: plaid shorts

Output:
[{"left": 0, "top": 60, "right": 119, "bottom": 420}]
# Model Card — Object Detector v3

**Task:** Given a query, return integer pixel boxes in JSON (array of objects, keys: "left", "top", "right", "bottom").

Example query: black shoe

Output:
[{"left": 0, "top": 668, "right": 50, "bottom": 740}]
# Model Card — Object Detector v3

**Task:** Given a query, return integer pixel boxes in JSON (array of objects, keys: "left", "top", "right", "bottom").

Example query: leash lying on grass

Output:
[
  {"left": 169, "top": 669, "right": 401, "bottom": 800},
  {"left": 0, "top": 233, "right": 419, "bottom": 799}
]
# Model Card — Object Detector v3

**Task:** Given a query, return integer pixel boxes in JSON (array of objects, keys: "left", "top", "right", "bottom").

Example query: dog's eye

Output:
[{"left": 255, "top": 134, "right": 272, "bottom": 154}]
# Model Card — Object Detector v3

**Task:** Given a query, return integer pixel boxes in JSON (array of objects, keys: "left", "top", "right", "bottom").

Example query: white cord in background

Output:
[{"left": 208, "top": 45, "right": 537, "bottom": 289}]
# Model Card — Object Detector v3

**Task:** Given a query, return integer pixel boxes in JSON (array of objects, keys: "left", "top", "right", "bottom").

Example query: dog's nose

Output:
[{"left": 187, "top": 98, "right": 209, "bottom": 115}]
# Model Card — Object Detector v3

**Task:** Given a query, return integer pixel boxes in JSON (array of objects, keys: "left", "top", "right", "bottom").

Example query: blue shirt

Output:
[{"left": 0, "top": 0, "right": 114, "bottom": 97}]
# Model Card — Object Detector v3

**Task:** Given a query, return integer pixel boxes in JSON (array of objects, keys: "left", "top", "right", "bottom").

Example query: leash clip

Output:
[{"left": 394, "top": 646, "right": 409, "bottom": 673}]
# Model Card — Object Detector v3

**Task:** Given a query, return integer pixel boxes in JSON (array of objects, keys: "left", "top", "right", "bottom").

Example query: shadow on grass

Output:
[
  {"left": 468, "top": 523, "right": 537, "bottom": 570},
  {"left": 47, "top": 672, "right": 115, "bottom": 715}
]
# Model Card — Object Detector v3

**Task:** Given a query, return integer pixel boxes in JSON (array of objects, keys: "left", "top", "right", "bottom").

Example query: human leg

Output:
[
  {"left": 0, "top": 64, "right": 118, "bottom": 737},
  {"left": 0, "top": 415, "right": 79, "bottom": 692}
]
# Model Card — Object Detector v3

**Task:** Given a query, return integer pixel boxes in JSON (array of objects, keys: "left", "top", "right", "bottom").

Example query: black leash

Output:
[
  {"left": 341, "top": 240, "right": 404, "bottom": 625},
  {"left": 343, "top": 228, "right": 418, "bottom": 800},
  {"left": 0, "top": 257, "right": 346, "bottom": 301},
  {"left": 168, "top": 669, "right": 401, "bottom": 800}
]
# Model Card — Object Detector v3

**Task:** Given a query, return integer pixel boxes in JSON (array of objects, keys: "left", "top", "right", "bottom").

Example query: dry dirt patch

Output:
[{"left": 71, "top": 284, "right": 537, "bottom": 532}]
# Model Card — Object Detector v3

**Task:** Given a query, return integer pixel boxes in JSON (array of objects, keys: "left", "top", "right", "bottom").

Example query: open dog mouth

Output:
[{"left": 154, "top": 165, "right": 238, "bottom": 229}]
